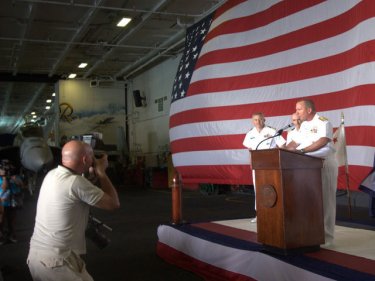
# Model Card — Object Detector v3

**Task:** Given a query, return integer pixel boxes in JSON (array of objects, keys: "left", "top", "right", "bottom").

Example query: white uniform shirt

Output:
[
  {"left": 243, "top": 126, "right": 285, "bottom": 150},
  {"left": 286, "top": 127, "right": 302, "bottom": 145},
  {"left": 297, "top": 113, "right": 335, "bottom": 158},
  {"left": 29, "top": 165, "right": 104, "bottom": 257}
]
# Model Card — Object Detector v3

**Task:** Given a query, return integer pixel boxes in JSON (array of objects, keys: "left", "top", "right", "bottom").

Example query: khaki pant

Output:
[{"left": 27, "top": 250, "right": 94, "bottom": 281}]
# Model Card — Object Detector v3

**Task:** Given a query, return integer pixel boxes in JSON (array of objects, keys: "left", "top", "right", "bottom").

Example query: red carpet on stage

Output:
[{"left": 157, "top": 219, "right": 375, "bottom": 281}]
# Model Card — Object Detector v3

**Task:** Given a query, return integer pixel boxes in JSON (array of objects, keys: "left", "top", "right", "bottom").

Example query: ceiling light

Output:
[
  {"left": 117, "top": 17, "right": 131, "bottom": 27},
  {"left": 52, "top": 92, "right": 56, "bottom": 96},
  {"left": 78, "top": 63, "right": 88, "bottom": 68},
  {"left": 46, "top": 99, "right": 52, "bottom": 103},
  {"left": 46, "top": 106, "right": 51, "bottom": 110},
  {"left": 68, "top": 73, "right": 77, "bottom": 79},
  {"left": 31, "top": 112, "right": 36, "bottom": 115}
]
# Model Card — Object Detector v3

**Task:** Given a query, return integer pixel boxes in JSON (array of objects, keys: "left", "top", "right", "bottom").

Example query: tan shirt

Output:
[{"left": 29, "top": 165, "right": 104, "bottom": 258}]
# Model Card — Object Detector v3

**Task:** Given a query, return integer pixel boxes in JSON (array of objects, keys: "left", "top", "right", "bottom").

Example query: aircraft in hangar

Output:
[{"left": 0, "top": 123, "right": 61, "bottom": 194}]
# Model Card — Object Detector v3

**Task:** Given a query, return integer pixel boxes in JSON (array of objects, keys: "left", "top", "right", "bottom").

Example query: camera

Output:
[{"left": 86, "top": 215, "right": 112, "bottom": 249}]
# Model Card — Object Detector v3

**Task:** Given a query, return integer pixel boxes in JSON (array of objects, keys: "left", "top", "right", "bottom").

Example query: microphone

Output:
[
  {"left": 255, "top": 124, "right": 294, "bottom": 150},
  {"left": 276, "top": 123, "right": 295, "bottom": 135}
]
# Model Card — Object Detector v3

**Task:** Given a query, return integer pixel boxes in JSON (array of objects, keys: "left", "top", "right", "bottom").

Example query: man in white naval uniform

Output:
[
  {"left": 286, "top": 100, "right": 338, "bottom": 245},
  {"left": 286, "top": 113, "right": 302, "bottom": 146},
  {"left": 243, "top": 112, "right": 285, "bottom": 223}
]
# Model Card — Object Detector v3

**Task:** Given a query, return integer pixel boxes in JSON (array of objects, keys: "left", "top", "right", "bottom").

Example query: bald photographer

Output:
[{"left": 27, "top": 140, "right": 120, "bottom": 281}]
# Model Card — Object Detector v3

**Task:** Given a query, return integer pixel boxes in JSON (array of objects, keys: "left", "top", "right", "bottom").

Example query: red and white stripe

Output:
[
  {"left": 157, "top": 222, "right": 375, "bottom": 280},
  {"left": 169, "top": 0, "right": 375, "bottom": 188}
]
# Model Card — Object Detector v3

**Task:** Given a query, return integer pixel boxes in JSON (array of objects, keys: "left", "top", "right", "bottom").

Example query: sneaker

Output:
[{"left": 250, "top": 217, "right": 257, "bottom": 223}]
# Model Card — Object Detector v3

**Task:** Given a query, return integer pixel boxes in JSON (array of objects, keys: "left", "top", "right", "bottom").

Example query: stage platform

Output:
[{"left": 157, "top": 219, "right": 375, "bottom": 281}]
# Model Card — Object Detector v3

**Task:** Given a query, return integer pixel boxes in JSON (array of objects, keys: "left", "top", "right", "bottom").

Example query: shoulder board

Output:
[
  {"left": 319, "top": 116, "right": 328, "bottom": 121},
  {"left": 266, "top": 125, "right": 276, "bottom": 130}
]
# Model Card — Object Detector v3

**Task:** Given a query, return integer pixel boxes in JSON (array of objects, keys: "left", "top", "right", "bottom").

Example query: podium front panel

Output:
[
  {"left": 255, "top": 169, "right": 285, "bottom": 247},
  {"left": 251, "top": 149, "right": 324, "bottom": 249}
]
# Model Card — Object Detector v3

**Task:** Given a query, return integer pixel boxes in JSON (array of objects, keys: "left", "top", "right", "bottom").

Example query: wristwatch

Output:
[{"left": 299, "top": 149, "right": 305, "bottom": 153}]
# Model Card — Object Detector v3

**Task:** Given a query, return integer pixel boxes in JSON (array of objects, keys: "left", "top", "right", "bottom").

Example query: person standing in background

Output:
[
  {"left": 0, "top": 166, "right": 8, "bottom": 245},
  {"left": 243, "top": 112, "right": 285, "bottom": 223},
  {"left": 286, "top": 113, "right": 302, "bottom": 147},
  {"left": 0, "top": 160, "right": 22, "bottom": 245}
]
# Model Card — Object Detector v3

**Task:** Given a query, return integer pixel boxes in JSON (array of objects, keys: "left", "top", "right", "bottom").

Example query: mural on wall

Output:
[{"left": 58, "top": 81, "right": 125, "bottom": 147}]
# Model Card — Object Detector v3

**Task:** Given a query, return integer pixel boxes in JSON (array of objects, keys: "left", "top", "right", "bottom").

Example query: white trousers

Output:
[
  {"left": 252, "top": 169, "right": 256, "bottom": 211},
  {"left": 321, "top": 155, "right": 338, "bottom": 243}
]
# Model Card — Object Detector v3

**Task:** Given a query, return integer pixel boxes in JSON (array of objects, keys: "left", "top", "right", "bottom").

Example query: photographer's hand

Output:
[
  {"left": 93, "top": 154, "right": 108, "bottom": 177},
  {"left": 93, "top": 154, "right": 120, "bottom": 210},
  {"left": 86, "top": 167, "right": 98, "bottom": 184},
  {"left": 86, "top": 154, "right": 108, "bottom": 184}
]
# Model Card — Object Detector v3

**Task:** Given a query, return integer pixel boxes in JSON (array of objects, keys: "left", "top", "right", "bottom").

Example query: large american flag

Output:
[{"left": 169, "top": 0, "right": 375, "bottom": 190}]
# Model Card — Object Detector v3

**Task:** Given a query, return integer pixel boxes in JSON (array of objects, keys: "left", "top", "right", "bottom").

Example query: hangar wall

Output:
[
  {"left": 128, "top": 54, "right": 181, "bottom": 168},
  {"left": 53, "top": 54, "right": 181, "bottom": 173},
  {"left": 56, "top": 80, "right": 126, "bottom": 148}
]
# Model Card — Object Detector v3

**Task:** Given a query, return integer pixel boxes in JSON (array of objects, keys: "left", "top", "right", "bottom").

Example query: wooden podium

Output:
[{"left": 250, "top": 148, "right": 324, "bottom": 251}]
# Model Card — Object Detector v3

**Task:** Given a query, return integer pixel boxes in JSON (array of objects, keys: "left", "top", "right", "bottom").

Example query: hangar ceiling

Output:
[{"left": 0, "top": 0, "right": 225, "bottom": 135}]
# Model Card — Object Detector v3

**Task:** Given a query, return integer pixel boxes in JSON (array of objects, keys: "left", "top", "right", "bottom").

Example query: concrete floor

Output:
[{"left": 0, "top": 185, "right": 374, "bottom": 281}]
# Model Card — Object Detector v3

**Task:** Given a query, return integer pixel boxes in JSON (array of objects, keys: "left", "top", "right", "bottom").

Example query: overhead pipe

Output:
[
  {"left": 12, "top": 2, "right": 35, "bottom": 76},
  {"left": 0, "top": 72, "right": 60, "bottom": 82},
  {"left": 117, "top": 0, "right": 226, "bottom": 79},
  {"left": 4, "top": 3, "right": 35, "bottom": 132},
  {"left": 15, "top": 0, "right": 203, "bottom": 17},
  {"left": 119, "top": 34, "right": 185, "bottom": 80},
  {"left": 0, "top": 36, "right": 164, "bottom": 51},
  {"left": 48, "top": 0, "right": 105, "bottom": 77},
  {"left": 83, "top": 0, "right": 170, "bottom": 79}
]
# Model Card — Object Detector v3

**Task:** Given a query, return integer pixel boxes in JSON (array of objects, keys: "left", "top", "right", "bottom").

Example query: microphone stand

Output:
[{"left": 255, "top": 131, "right": 281, "bottom": 150}]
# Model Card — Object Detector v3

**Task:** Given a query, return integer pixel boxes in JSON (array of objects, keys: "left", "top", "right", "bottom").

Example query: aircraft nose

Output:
[{"left": 20, "top": 137, "right": 53, "bottom": 173}]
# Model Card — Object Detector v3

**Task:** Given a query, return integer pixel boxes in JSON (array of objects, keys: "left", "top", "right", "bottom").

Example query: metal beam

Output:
[
  {"left": 0, "top": 73, "right": 61, "bottom": 83},
  {"left": 83, "top": 0, "right": 170, "bottom": 79},
  {"left": 15, "top": 0, "right": 203, "bottom": 17}
]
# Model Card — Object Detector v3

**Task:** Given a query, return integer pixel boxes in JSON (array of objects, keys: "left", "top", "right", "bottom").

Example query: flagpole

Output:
[
  {"left": 345, "top": 163, "right": 352, "bottom": 219},
  {"left": 340, "top": 112, "right": 352, "bottom": 219}
]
